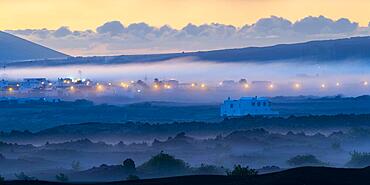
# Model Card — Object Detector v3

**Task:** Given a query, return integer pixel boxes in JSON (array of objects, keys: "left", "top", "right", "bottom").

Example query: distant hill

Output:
[
  {"left": 10, "top": 36, "right": 370, "bottom": 67},
  {"left": 0, "top": 31, "right": 69, "bottom": 62}
]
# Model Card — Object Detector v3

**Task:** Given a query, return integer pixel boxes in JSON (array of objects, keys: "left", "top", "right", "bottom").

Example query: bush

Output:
[
  {"left": 346, "top": 151, "right": 370, "bottom": 167},
  {"left": 14, "top": 172, "right": 36, "bottom": 181},
  {"left": 126, "top": 174, "right": 140, "bottom": 181},
  {"left": 227, "top": 165, "right": 258, "bottom": 176},
  {"left": 55, "top": 173, "right": 69, "bottom": 182},
  {"left": 123, "top": 158, "right": 136, "bottom": 173},
  {"left": 139, "top": 151, "right": 189, "bottom": 174},
  {"left": 194, "top": 164, "right": 225, "bottom": 175},
  {"left": 287, "top": 155, "right": 325, "bottom": 167}
]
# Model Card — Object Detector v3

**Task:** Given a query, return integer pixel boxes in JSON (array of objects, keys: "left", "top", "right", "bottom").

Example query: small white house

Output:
[{"left": 220, "top": 96, "right": 278, "bottom": 117}]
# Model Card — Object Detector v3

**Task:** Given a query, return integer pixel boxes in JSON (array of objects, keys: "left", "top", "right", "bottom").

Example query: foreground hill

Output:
[
  {"left": 9, "top": 36, "right": 370, "bottom": 66},
  {"left": 0, "top": 31, "right": 68, "bottom": 62},
  {"left": 3, "top": 166, "right": 370, "bottom": 185}
]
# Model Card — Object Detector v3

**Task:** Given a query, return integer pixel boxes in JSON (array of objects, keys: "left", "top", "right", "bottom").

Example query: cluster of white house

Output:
[
  {"left": 220, "top": 96, "right": 278, "bottom": 117},
  {"left": 0, "top": 77, "right": 216, "bottom": 97}
]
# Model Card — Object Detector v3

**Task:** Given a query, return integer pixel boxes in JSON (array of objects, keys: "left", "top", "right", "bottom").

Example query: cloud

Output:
[
  {"left": 293, "top": 16, "right": 358, "bottom": 35},
  {"left": 96, "top": 21, "right": 125, "bottom": 35},
  {"left": 53, "top": 26, "right": 72, "bottom": 38},
  {"left": 5, "top": 16, "right": 369, "bottom": 56}
]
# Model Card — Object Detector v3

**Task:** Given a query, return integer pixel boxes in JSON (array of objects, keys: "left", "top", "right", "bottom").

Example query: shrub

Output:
[
  {"left": 287, "top": 154, "right": 325, "bottom": 167},
  {"left": 194, "top": 164, "right": 225, "bottom": 175},
  {"left": 14, "top": 172, "right": 36, "bottom": 181},
  {"left": 126, "top": 174, "right": 140, "bottom": 181},
  {"left": 55, "top": 173, "right": 69, "bottom": 182},
  {"left": 346, "top": 151, "right": 370, "bottom": 167},
  {"left": 227, "top": 165, "right": 258, "bottom": 176}
]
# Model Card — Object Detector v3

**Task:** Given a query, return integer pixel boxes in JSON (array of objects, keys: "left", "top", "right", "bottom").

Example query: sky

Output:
[{"left": 1, "top": 0, "right": 370, "bottom": 55}]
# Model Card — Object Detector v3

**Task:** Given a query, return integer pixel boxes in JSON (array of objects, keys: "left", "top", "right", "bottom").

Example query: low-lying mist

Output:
[{"left": 5, "top": 58, "right": 370, "bottom": 96}]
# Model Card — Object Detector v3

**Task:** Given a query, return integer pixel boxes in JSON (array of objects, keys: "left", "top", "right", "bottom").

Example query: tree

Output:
[
  {"left": 55, "top": 173, "right": 69, "bottom": 182},
  {"left": 123, "top": 158, "right": 136, "bottom": 173},
  {"left": 71, "top": 160, "right": 82, "bottom": 171},
  {"left": 346, "top": 151, "right": 370, "bottom": 167},
  {"left": 227, "top": 165, "right": 258, "bottom": 176},
  {"left": 126, "top": 174, "right": 140, "bottom": 181},
  {"left": 0, "top": 175, "right": 4, "bottom": 184},
  {"left": 14, "top": 172, "right": 36, "bottom": 181},
  {"left": 139, "top": 152, "right": 189, "bottom": 174}
]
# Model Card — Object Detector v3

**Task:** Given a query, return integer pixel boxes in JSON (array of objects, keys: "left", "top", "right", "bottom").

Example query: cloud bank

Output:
[{"left": 6, "top": 16, "right": 370, "bottom": 56}]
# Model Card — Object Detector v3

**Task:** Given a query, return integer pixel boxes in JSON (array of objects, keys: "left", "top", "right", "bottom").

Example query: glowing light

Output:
[
  {"left": 153, "top": 84, "right": 159, "bottom": 89},
  {"left": 16, "top": 84, "right": 20, "bottom": 87},
  {"left": 219, "top": 82, "right": 223, "bottom": 86},
  {"left": 137, "top": 89, "right": 141, "bottom": 93},
  {"left": 191, "top": 83, "right": 196, "bottom": 87},
  {"left": 48, "top": 83, "right": 53, "bottom": 86},
  {"left": 364, "top": 81, "right": 368, "bottom": 86},
  {"left": 294, "top": 83, "right": 301, "bottom": 89},
  {"left": 108, "top": 83, "right": 112, "bottom": 86},
  {"left": 244, "top": 84, "right": 249, "bottom": 89},
  {"left": 336, "top": 82, "right": 340, "bottom": 87},
  {"left": 164, "top": 84, "right": 172, "bottom": 89},
  {"left": 96, "top": 84, "right": 104, "bottom": 91},
  {"left": 321, "top": 84, "right": 326, "bottom": 88},
  {"left": 8, "top": 87, "right": 13, "bottom": 92},
  {"left": 120, "top": 82, "right": 129, "bottom": 88},
  {"left": 200, "top": 83, "right": 206, "bottom": 88},
  {"left": 268, "top": 84, "right": 274, "bottom": 89}
]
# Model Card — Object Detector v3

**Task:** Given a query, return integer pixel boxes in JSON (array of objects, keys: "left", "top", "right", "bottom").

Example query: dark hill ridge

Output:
[
  {"left": 9, "top": 36, "right": 370, "bottom": 67},
  {"left": 3, "top": 166, "right": 370, "bottom": 185},
  {"left": 0, "top": 31, "right": 69, "bottom": 62}
]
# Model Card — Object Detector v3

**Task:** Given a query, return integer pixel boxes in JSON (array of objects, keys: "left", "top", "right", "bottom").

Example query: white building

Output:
[{"left": 220, "top": 97, "right": 278, "bottom": 117}]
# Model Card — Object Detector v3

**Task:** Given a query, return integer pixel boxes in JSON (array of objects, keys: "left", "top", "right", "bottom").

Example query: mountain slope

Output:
[
  {"left": 107, "top": 36, "right": 370, "bottom": 63},
  {"left": 6, "top": 36, "right": 370, "bottom": 67},
  {"left": 0, "top": 31, "right": 69, "bottom": 62}
]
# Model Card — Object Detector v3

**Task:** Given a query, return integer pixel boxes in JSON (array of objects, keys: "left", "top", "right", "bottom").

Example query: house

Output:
[{"left": 220, "top": 96, "right": 278, "bottom": 117}]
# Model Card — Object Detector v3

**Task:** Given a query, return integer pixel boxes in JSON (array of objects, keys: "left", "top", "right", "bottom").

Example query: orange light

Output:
[
  {"left": 200, "top": 83, "right": 206, "bottom": 88},
  {"left": 8, "top": 87, "right": 13, "bottom": 92},
  {"left": 96, "top": 84, "right": 104, "bottom": 91},
  {"left": 244, "top": 84, "right": 249, "bottom": 89}
]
